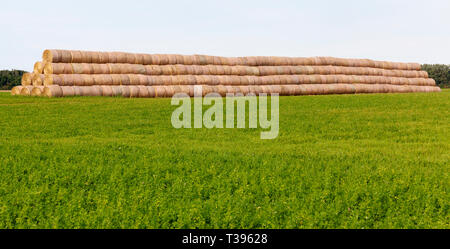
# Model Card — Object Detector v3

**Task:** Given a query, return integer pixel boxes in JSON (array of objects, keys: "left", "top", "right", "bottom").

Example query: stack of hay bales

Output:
[{"left": 11, "top": 49, "right": 441, "bottom": 97}]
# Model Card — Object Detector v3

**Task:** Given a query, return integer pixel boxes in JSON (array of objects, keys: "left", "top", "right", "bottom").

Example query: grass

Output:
[{"left": 0, "top": 90, "right": 448, "bottom": 229}]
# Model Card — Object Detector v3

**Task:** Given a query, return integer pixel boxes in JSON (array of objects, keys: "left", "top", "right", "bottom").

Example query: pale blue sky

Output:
[{"left": 1, "top": 0, "right": 449, "bottom": 70}]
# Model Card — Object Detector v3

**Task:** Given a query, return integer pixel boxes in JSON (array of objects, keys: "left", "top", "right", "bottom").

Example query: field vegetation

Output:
[{"left": 0, "top": 90, "right": 448, "bottom": 228}]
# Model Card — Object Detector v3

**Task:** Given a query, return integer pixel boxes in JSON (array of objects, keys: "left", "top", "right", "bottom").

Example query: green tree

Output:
[
  {"left": 422, "top": 64, "right": 450, "bottom": 88},
  {"left": 0, "top": 70, "right": 27, "bottom": 90}
]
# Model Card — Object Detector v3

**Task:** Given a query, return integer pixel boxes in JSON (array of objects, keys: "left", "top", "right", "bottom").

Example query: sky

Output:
[{"left": 1, "top": 0, "right": 449, "bottom": 70}]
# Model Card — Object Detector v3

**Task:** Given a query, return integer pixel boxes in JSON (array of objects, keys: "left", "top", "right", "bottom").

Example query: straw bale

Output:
[
  {"left": 33, "top": 62, "right": 45, "bottom": 74},
  {"left": 32, "top": 74, "right": 45, "bottom": 86},
  {"left": 11, "top": 86, "right": 24, "bottom": 95},
  {"left": 21, "top": 73, "right": 33, "bottom": 86},
  {"left": 43, "top": 85, "right": 63, "bottom": 97}
]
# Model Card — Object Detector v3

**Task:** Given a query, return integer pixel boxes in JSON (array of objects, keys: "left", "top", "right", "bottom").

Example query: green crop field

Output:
[{"left": 0, "top": 90, "right": 448, "bottom": 229}]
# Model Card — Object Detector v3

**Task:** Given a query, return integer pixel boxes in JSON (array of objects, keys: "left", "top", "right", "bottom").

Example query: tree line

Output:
[
  {"left": 421, "top": 64, "right": 450, "bottom": 88},
  {"left": 0, "top": 65, "right": 448, "bottom": 90},
  {"left": 0, "top": 70, "right": 27, "bottom": 90}
]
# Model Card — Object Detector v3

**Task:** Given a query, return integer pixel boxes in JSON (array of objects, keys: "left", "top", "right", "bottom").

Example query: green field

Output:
[{"left": 0, "top": 90, "right": 448, "bottom": 229}]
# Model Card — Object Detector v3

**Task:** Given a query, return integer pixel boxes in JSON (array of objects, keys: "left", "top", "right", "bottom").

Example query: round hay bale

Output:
[
  {"left": 258, "top": 67, "right": 269, "bottom": 76},
  {"left": 142, "top": 54, "right": 152, "bottom": 65},
  {"left": 98, "top": 75, "right": 113, "bottom": 85},
  {"left": 353, "top": 84, "right": 365, "bottom": 94},
  {"left": 44, "top": 74, "right": 62, "bottom": 86},
  {"left": 174, "top": 54, "right": 184, "bottom": 65},
  {"left": 420, "top": 71, "right": 429, "bottom": 78},
  {"left": 341, "top": 84, "right": 353, "bottom": 94},
  {"left": 213, "top": 65, "right": 223, "bottom": 75},
  {"left": 112, "top": 52, "right": 126, "bottom": 64},
  {"left": 219, "top": 57, "right": 231, "bottom": 66},
  {"left": 172, "top": 85, "right": 183, "bottom": 96},
  {"left": 166, "top": 86, "right": 177, "bottom": 97},
  {"left": 98, "top": 52, "right": 110, "bottom": 64},
  {"left": 109, "top": 64, "right": 123, "bottom": 74},
  {"left": 254, "top": 57, "right": 266, "bottom": 66},
  {"left": 216, "top": 85, "right": 227, "bottom": 96},
  {"left": 79, "top": 51, "right": 92, "bottom": 64},
  {"left": 128, "top": 85, "right": 140, "bottom": 98},
  {"left": 61, "top": 86, "right": 76, "bottom": 96},
  {"left": 177, "top": 85, "right": 190, "bottom": 95},
  {"left": 111, "top": 86, "right": 122, "bottom": 96},
  {"left": 90, "top": 52, "right": 101, "bottom": 64},
  {"left": 296, "top": 85, "right": 307, "bottom": 95},
  {"left": 159, "top": 54, "right": 170, "bottom": 65},
  {"left": 33, "top": 62, "right": 44, "bottom": 74},
  {"left": 78, "top": 63, "right": 92, "bottom": 74},
  {"left": 230, "top": 66, "right": 240, "bottom": 76},
  {"left": 100, "top": 86, "right": 113, "bottom": 96},
  {"left": 238, "top": 86, "right": 250, "bottom": 95},
  {"left": 71, "top": 63, "right": 84, "bottom": 74},
  {"left": 187, "top": 85, "right": 195, "bottom": 96},
  {"left": 262, "top": 85, "right": 272, "bottom": 94},
  {"left": 146, "top": 86, "right": 156, "bottom": 97},
  {"left": 163, "top": 75, "right": 174, "bottom": 85},
  {"left": 11, "top": 86, "right": 24, "bottom": 95},
  {"left": 259, "top": 76, "right": 269, "bottom": 85},
  {"left": 287, "top": 85, "right": 297, "bottom": 95},
  {"left": 167, "top": 54, "right": 178, "bottom": 64},
  {"left": 144, "top": 65, "right": 154, "bottom": 75},
  {"left": 59, "top": 50, "right": 72, "bottom": 63},
  {"left": 171, "top": 75, "right": 182, "bottom": 85},
  {"left": 221, "top": 65, "right": 232, "bottom": 75},
  {"left": 137, "top": 85, "right": 149, "bottom": 97},
  {"left": 91, "top": 75, "right": 102, "bottom": 85},
  {"left": 161, "top": 65, "right": 174, "bottom": 75},
  {"left": 150, "top": 54, "right": 161, "bottom": 65},
  {"left": 120, "top": 86, "right": 130, "bottom": 97},
  {"left": 174, "top": 65, "right": 187, "bottom": 75},
  {"left": 277, "top": 85, "right": 288, "bottom": 96},
  {"left": 43, "top": 49, "right": 61, "bottom": 63},
  {"left": 69, "top": 51, "right": 82, "bottom": 63},
  {"left": 427, "top": 78, "right": 436, "bottom": 86},
  {"left": 134, "top": 53, "right": 145, "bottom": 64},
  {"left": 321, "top": 84, "right": 333, "bottom": 95},
  {"left": 217, "top": 76, "right": 227, "bottom": 85},
  {"left": 334, "top": 84, "right": 347, "bottom": 95},
  {"left": 79, "top": 86, "right": 97, "bottom": 96},
  {"left": 109, "top": 75, "right": 121, "bottom": 86},
  {"left": 124, "top": 53, "right": 135, "bottom": 64},
  {"left": 183, "top": 55, "right": 193, "bottom": 65},
  {"left": 94, "top": 85, "right": 104, "bottom": 96},
  {"left": 128, "top": 74, "right": 141, "bottom": 85},
  {"left": 43, "top": 85, "right": 63, "bottom": 97},
  {"left": 223, "top": 85, "right": 233, "bottom": 94},
  {"left": 60, "top": 74, "right": 74, "bottom": 86},
  {"left": 247, "top": 76, "right": 257, "bottom": 85},
  {"left": 32, "top": 74, "right": 45, "bottom": 86},
  {"left": 206, "top": 65, "right": 217, "bottom": 75},
  {"left": 72, "top": 86, "right": 82, "bottom": 96},
  {"left": 81, "top": 75, "right": 95, "bottom": 86},
  {"left": 138, "top": 75, "right": 149, "bottom": 85},
  {"left": 21, "top": 73, "right": 33, "bottom": 86},
  {"left": 154, "top": 86, "right": 167, "bottom": 98},
  {"left": 346, "top": 84, "right": 356, "bottom": 94},
  {"left": 302, "top": 85, "right": 313, "bottom": 95},
  {"left": 259, "top": 85, "right": 270, "bottom": 94},
  {"left": 43, "top": 63, "right": 62, "bottom": 75},
  {"left": 201, "top": 85, "right": 213, "bottom": 96},
  {"left": 92, "top": 64, "right": 110, "bottom": 74},
  {"left": 107, "top": 52, "right": 118, "bottom": 63},
  {"left": 315, "top": 84, "right": 326, "bottom": 95}
]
